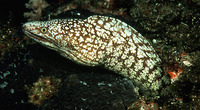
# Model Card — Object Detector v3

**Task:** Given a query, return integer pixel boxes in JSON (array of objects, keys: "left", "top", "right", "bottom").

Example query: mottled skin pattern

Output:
[{"left": 23, "top": 15, "right": 170, "bottom": 98}]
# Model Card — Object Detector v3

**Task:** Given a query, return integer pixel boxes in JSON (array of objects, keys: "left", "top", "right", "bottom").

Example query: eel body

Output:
[{"left": 23, "top": 15, "right": 170, "bottom": 97}]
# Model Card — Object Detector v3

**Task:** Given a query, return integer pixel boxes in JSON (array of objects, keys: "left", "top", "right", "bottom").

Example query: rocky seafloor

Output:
[{"left": 0, "top": 0, "right": 200, "bottom": 109}]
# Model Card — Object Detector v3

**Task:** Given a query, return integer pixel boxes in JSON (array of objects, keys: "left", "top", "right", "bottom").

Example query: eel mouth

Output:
[{"left": 23, "top": 30, "right": 60, "bottom": 48}]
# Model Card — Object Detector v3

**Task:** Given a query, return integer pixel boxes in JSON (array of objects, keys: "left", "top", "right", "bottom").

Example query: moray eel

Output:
[{"left": 23, "top": 15, "right": 171, "bottom": 98}]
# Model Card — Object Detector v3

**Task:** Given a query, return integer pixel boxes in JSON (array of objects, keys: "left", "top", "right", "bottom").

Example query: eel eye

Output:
[{"left": 40, "top": 27, "right": 47, "bottom": 33}]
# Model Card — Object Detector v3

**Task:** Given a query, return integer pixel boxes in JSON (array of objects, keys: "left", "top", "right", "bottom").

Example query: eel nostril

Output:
[{"left": 22, "top": 24, "right": 27, "bottom": 30}]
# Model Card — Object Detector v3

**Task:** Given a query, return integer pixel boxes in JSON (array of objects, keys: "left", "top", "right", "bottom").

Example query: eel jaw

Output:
[{"left": 24, "top": 30, "right": 60, "bottom": 50}]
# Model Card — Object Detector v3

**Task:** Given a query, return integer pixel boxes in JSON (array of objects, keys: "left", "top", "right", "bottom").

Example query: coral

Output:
[
  {"left": 189, "top": 0, "right": 200, "bottom": 6},
  {"left": 0, "top": 20, "right": 26, "bottom": 59},
  {"left": 130, "top": 1, "right": 183, "bottom": 32},
  {"left": 45, "top": 0, "right": 132, "bottom": 20},
  {"left": 24, "top": 0, "right": 50, "bottom": 21},
  {"left": 26, "top": 76, "right": 61, "bottom": 106},
  {"left": 40, "top": 73, "right": 137, "bottom": 109},
  {"left": 0, "top": 47, "right": 32, "bottom": 109},
  {"left": 127, "top": 99, "right": 160, "bottom": 110}
]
